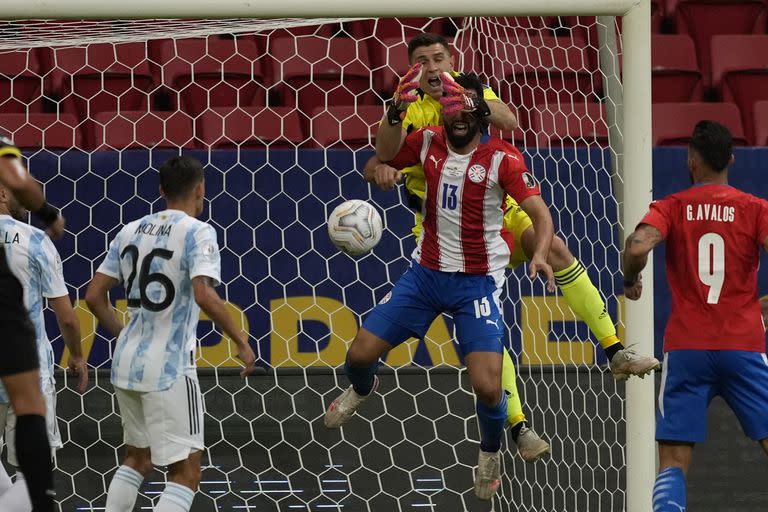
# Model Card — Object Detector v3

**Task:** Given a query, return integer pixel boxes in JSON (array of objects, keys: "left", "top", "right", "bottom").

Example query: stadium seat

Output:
[
  {"left": 0, "top": 113, "right": 81, "bottom": 149},
  {"left": 0, "top": 49, "right": 44, "bottom": 114},
  {"left": 753, "top": 101, "right": 768, "bottom": 147},
  {"left": 346, "top": 18, "right": 448, "bottom": 40},
  {"left": 651, "top": 34, "right": 701, "bottom": 103},
  {"left": 674, "top": 0, "right": 765, "bottom": 88},
  {"left": 652, "top": 102, "right": 747, "bottom": 146},
  {"left": 530, "top": 101, "right": 609, "bottom": 147},
  {"left": 489, "top": 34, "right": 598, "bottom": 131},
  {"left": 309, "top": 105, "right": 383, "bottom": 148},
  {"left": 196, "top": 107, "right": 307, "bottom": 148},
  {"left": 711, "top": 35, "right": 768, "bottom": 145},
  {"left": 368, "top": 37, "right": 412, "bottom": 97},
  {"left": 87, "top": 110, "right": 195, "bottom": 150},
  {"left": 157, "top": 37, "right": 265, "bottom": 116},
  {"left": 269, "top": 37, "right": 373, "bottom": 121},
  {"left": 46, "top": 43, "right": 154, "bottom": 120}
]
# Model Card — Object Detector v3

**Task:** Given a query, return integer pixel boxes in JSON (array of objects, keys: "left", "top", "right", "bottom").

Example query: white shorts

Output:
[
  {"left": 0, "top": 375, "right": 61, "bottom": 466},
  {"left": 115, "top": 372, "right": 204, "bottom": 466}
]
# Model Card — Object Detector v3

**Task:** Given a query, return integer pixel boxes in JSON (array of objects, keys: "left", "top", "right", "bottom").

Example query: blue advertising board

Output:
[{"left": 27, "top": 147, "right": 768, "bottom": 370}]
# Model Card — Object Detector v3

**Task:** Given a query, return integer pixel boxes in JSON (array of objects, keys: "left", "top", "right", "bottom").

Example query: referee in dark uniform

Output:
[{"left": 0, "top": 135, "right": 65, "bottom": 512}]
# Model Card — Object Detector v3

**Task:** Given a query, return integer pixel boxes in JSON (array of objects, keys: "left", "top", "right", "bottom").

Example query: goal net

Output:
[{"left": 0, "top": 15, "right": 628, "bottom": 512}]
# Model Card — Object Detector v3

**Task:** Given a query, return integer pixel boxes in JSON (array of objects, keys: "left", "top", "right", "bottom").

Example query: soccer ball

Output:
[{"left": 327, "top": 200, "right": 383, "bottom": 256}]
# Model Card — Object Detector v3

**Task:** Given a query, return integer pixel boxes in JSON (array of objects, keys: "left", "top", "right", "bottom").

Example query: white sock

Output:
[
  {"left": 154, "top": 482, "right": 194, "bottom": 512},
  {"left": 0, "top": 463, "right": 13, "bottom": 495},
  {"left": 0, "top": 472, "right": 32, "bottom": 511},
  {"left": 106, "top": 465, "right": 144, "bottom": 512}
]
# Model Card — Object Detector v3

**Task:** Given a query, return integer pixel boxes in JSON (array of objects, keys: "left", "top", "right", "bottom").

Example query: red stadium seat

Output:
[
  {"left": 652, "top": 102, "right": 747, "bottom": 146},
  {"left": 196, "top": 107, "right": 306, "bottom": 148},
  {"left": 309, "top": 105, "right": 383, "bottom": 149},
  {"left": 47, "top": 43, "right": 154, "bottom": 120},
  {"left": 488, "top": 34, "right": 598, "bottom": 131},
  {"left": 674, "top": 0, "right": 765, "bottom": 88},
  {"left": 651, "top": 34, "right": 701, "bottom": 103},
  {"left": 0, "top": 49, "right": 43, "bottom": 114},
  {"left": 87, "top": 110, "right": 195, "bottom": 150},
  {"left": 530, "top": 101, "right": 609, "bottom": 147},
  {"left": 346, "top": 18, "right": 448, "bottom": 40},
  {"left": 157, "top": 37, "right": 265, "bottom": 116},
  {"left": 368, "top": 37, "right": 412, "bottom": 97},
  {"left": 711, "top": 35, "right": 768, "bottom": 145},
  {"left": 0, "top": 113, "right": 81, "bottom": 149},
  {"left": 264, "top": 24, "right": 338, "bottom": 38},
  {"left": 753, "top": 101, "right": 768, "bottom": 147},
  {"left": 269, "top": 37, "right": 373, "bottom": 120}
]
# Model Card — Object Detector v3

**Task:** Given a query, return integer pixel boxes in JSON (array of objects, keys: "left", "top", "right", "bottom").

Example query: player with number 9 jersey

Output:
[
  {"left": 624, "top": 121, "right": 768, "bottom": 512},
  {"left": 97, "top": 211, "right": 220, "bottom": 392},
  {"left": 640, "top": 186, "right": 768, "bottom": 352}
]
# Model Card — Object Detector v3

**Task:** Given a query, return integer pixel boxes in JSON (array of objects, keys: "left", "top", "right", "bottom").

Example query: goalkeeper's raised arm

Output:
[{"left": 374, "top": 32, "right": 517, "bottom": 163}]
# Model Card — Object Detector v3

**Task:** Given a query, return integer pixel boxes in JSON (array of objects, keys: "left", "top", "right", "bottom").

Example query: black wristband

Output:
[
  {"left": 475, "top": 97, "right": 491, "bottom": 118},
  {"left": 32, "top": 202, "right": 59, "bottom": 227},
  {"left": 386, "top": 102, "right": 404, "bottom": 126},
  {"left": 623, "top": 277, "right": 638, "bottom": 288}
]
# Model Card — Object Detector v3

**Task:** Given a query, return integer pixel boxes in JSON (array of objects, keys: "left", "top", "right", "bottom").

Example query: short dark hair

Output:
[
  {"left": 689, "top": 120, "right": 732, "bottom": 172},
  {"left": 159, "top": 156, "right": 204, "bottom": 200},
  {"left": 407, "top": 33, "right": 451, "bottom": 61}
]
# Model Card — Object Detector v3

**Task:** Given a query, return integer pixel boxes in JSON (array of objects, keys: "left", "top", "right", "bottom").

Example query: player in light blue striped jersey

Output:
[
  {"left": 85, "top": 156, "right": 256, "bottom": 512},
  {"left": 0, "top": 183, "right": 86, "bottom": 511}
]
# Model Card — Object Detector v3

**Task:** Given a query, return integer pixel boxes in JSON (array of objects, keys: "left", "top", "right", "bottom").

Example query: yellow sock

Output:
[
  {"left": 502, "top": 349, "right": 526, "bottom": 427},
  {"left": 555, "top": 259, "right": 621, "bottom": 351}
]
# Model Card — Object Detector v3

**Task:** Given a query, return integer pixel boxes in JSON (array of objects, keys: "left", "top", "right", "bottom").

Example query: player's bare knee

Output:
[
  {"left": 124, "top": 447, "right": 153, "bottom": 475},
  {"left": 473, "top": 382, "right": 502, "bottom": 407},
  {"left": 169, "top": 455, "right": 202, "bottom": 490},
  {"left": 547, "top": 235, "right": 575, "bottom": 272},
  {"left": 658, "top": 441, "right": 693, "bottom": 473},
  {"left": 347, "top": 330, "right": 386, "bottom": 367}
]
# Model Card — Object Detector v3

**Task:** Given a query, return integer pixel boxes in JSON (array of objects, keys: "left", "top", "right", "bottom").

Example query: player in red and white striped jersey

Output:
[
  {"left": 387, "top": 117, "right": 540, "bottom": 280},
  {"left": 324, "top": 73, "right": 555, "bottom": 500}
]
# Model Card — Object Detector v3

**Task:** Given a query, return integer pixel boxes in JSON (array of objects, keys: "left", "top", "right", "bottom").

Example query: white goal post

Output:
[{"left": 3, "top": 1, "right": 654, "bottom": 511}]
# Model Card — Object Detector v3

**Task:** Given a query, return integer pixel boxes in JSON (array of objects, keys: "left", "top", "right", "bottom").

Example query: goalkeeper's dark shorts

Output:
[{"left": 0, "top": 246, "right": 39, "bottom": 377}]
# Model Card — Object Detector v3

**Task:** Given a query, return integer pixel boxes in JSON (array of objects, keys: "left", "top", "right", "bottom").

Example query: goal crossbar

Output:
[{"left": 6, "top": 0, "right": 639, "bottom": 20}]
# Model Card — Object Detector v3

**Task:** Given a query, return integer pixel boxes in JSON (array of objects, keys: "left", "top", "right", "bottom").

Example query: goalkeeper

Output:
[{"left": 365, "top": 33, "right": 660, "bottom": 461}]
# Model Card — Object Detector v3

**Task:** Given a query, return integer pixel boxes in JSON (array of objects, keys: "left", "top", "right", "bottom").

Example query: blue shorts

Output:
[
  {"left": 657, "top": 350, "right": 768, "bottom": 443},
  {"left": 362, "top": 262, "right": 504, "bottom": 356}
]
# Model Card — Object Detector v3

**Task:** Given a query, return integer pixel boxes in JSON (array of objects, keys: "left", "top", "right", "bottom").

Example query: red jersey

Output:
[
  {"left": 388, "top": 127, "right": 540, "bottom": 276},
  {"left": 640, "top": 184, "right": 768, "bottom": 352}
]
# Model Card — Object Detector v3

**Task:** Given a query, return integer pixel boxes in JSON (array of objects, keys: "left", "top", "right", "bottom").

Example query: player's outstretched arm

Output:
[
  {"left": 518, "top": 195, "right": 555, "bottom": 291},
  {"left": 363, "top": 155, "right": 403, "bottom": 191},
  {"left": 49, "top": 295, "right": 88, "bottom": 393},
  {"left": 85, "top": 272, "right": 125, "bottom": 339},
  {"left": 376, "top": 63, "right": 421, "bottom": 161},
  {"left": 623, "top": 224, "right": 663, "bottom": 300},
  {"left": 192, "top": 276, "right": 256, "bottom": 377}
]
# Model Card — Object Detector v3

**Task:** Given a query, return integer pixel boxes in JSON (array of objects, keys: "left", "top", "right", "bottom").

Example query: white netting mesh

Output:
[{"left": 0, "top": 16, "right": 626, "bottom": 511}]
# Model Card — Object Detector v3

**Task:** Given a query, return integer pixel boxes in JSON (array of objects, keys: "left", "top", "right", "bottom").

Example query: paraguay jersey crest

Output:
[{"left": 467, "top": 164, "right": 487, "bottom": 183}]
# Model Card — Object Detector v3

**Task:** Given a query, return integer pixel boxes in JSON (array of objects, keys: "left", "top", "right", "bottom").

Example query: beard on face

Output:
[{"left": 444, "top": 115, "right": 480, "bottom": 149}]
